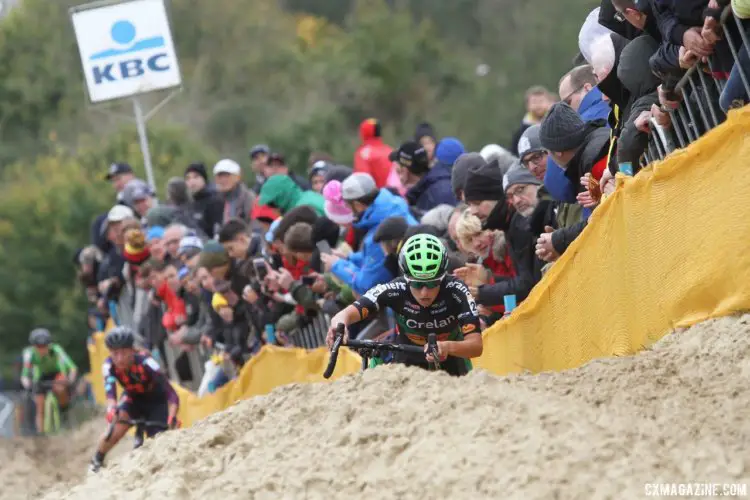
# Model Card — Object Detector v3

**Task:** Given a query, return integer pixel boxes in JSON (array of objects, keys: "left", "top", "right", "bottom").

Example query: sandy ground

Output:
[
  {"left": 0, "top": 415, "right": 127, "bottom": 500},
  {"left": 10, "top": 315, "right": 750, "bottom": 499}
]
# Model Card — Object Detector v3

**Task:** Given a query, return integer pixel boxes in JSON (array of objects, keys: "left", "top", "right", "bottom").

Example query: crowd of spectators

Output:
[{"left": 71, "top": 0, "right": 748, "bottom": 393}]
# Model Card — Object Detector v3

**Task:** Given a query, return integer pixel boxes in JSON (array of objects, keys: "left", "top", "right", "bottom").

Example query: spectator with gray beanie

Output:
[{"left": 539, "top": 102, "right": 611, "bottom": 199}]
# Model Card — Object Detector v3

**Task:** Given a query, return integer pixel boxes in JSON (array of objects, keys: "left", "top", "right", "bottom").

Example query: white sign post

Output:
[{"left": 71, "top": 0, "right": 182, "bottom": 193}]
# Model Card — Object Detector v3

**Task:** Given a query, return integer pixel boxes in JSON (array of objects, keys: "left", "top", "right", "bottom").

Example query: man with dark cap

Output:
[
  {"left": 392, "top": 141, "right": 456, "bottom": 215},
  {"left": 451, "top": 153, "right": 487, "bottom": 202},
  {"left": 262, "top": 152, "right": 311, "bottom": 191},
  {"left": 105, "top": 162, "right": 136, "bottom": 201},
  {"left": 122, "top": 179, "right": 156, "bottom": 219},
  {"left": 185, "top": 163, "right": 224, "bottom": 238},
  {"left": 539, "top": 102, "right": 611, "bottom": 198}
]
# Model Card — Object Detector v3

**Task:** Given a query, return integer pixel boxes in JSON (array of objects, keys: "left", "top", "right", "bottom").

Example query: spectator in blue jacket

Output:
[
  {"left": 322, "top": 173, "right": 417, "bottom": 295},
  {"left": 394, "top": 141, "right": 457, "bottom": 215},
  {"left": 545, "top": 64, "right": 611, "bottom": 218}
]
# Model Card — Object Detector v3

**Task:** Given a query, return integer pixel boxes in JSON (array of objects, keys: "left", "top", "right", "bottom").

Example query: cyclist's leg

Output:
[
  {"left": 33, "top": 393, "right": 45, "bottom": 434},
  {"left": 143, "top": 397, "right": 169, "bottom": 438}
]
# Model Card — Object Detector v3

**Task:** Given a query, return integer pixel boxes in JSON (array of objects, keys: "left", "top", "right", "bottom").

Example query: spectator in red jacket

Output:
[{"left": 354, "top": 118, "right": 393, "bottom": 188}]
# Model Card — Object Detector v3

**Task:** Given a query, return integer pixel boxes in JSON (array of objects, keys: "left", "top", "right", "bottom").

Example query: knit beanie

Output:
[
  {"left": 123, "top": 227, "right": 150, "bottom": 265},
  {"left": 185, "top": 163, "right": 208, "bottom": 183},
  {"left": 178, "top": 235, "right": 204, "bottom": 256},
  {"left": 323, "top": 181, "right": 354, "bottom": 226},
  {"left": 517, "top": 125, "right": 545, "bottom": 160},
  {"left": 146, "top": 205, "right": 177, "bottom": 228},
  {"left": 167, "top": 177, "right": 191, "bottom": 206},
  {"left": 539, "top": 102, "right": 588, "bottom": 153},
  {"left": 435, "top": 137, "right": 465, "bottom": 167},
  {"left": 451, "top": 153, "right": 487, "bottom": 198},
  {"left": 393, "top": 141, "right": 429, "bottom": 175},
  {"left": 373, "top": 216, "right": 409, "bottom": 243},
  {"left": 463, "top": 159, "right": 506, "bottom": 202},
  {"left": 503, "top": 167, "right": 543, "bottom": 192},
  {"left": 414, "top": 122, "right": 436, "bottom": 142},
  {"left": 198, "top": 240, "right": 230, "bottom": 270},
  {"left": 324, "top": 165, "right": 353, "bottom": 184}
]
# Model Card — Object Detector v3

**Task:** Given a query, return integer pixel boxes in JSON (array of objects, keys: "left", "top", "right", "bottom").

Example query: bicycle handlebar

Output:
[{"left": 323, "top": 325, "right": 442, "bottom": 378}]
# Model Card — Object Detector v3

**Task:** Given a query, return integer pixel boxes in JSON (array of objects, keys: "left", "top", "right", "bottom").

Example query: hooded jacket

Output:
[
  {"left": 563, "top": 123, "right": 612, "bottom": 188},
  {"left": 190, "top": 185, "right": 224, "bottom": 238},
  {"left": 406, "top": 162, "right": 457, "bottom": 214},
  {"left": 544, "top": 87, "right": 611, "bottom": 210},
  {"left": 258, "top": 174, "right": 325, "bottom": 216},
  {"left": 354, "top": 121, "right": 393, "bottom": 189},
  {"left": 616, "top": 35, "right": 662, "bottom": 169},
  {"left": 331, "top": 189, "right": 417, "bottom": 294}
]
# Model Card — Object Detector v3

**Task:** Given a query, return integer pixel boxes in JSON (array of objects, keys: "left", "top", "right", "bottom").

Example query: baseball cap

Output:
[
  {"left": 105, "top": 162, "right": 133, "bottom": 180},
  {"left": 393, "top": 141, "right": 429, "bottom": 174},
  {"left": 122, "top": 179, "right": 153, "bottom": 206},
  {"left": 101, "top": 205, "right": 135, "bottom": 235},
  {"left": 342, "top": 173, "right": 377, "bottom": 201},
  {"left": 108, "top": 204, "right": 134, "bottom": 222},
  {"left": 267, "top": 152, "right": 285, "bottom": 165},
  {"left": 517, "top": 125, "right": 545, "bottom": 160},
  {"left": 249, "top": 144, "right": 270, "bottom": 158},
  {"left": 213, "top": 159, "right": 241, "bottom": 176}
]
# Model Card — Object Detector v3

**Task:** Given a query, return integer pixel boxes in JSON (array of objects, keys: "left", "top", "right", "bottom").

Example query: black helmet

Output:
[
  {"left": 105, "top": 326, "right": 135, "bottom": 350},
  {"left": 29, "top": 328, "right": 52, "bottom": 346}
]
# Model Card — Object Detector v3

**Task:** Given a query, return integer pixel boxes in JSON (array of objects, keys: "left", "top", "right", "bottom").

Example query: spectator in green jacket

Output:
[{"left": 258, "top": 174, "right": 326, "bottom": 216}]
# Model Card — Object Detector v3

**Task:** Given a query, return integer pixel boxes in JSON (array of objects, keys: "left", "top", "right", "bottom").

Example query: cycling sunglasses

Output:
[{"left": 406, "top": 276, "right": 443, "bottom": 289}]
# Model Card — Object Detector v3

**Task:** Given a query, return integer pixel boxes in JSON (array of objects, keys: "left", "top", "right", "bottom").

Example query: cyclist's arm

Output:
[
  {"left": 52, "top": 344, "right": 78, "bottom": 380},
  {"left": 441, "top": 333, "right": 482, "bottom": 360},
  {"left": 20, "top": 348, "right": 37, "bottom": 389},
  {"left": 444, "top": 280, "right": 483, "bottom": 359},
  {"left": 102, "top": 359, "right": 118, "bottom": 409}
]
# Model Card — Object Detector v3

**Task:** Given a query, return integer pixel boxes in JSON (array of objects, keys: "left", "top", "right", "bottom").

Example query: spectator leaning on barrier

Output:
[
  {"left": 540, "top": 102, "right": 611, "bottom": 204},
  {"left": 354, "top": 118, "right": 393, "bottom": 189},
  {"left": 184, "top": 162, "right": 224, "bottom": 238},
  {"left": 517, "top": 125, "right": 548, "bottom": 182},
  {"left": 323, "top": 173, "right": 417, "bottom": 295},
  {"left": 546, "top": 64, "right": 612, "bottom": 212},
  {"left": 259, "top": 173, "right": 325, "bottom": 216},
  {"left": 393, "top": 141, "right": 457, "bottom": 214},
  {"left": 213, "top": 159, "right": 255, "bottom": 225}
]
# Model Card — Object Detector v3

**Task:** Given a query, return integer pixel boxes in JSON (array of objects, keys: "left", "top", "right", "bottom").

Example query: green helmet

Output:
[{"left": 398, "top": 233, "right": 448, "bottom": 281}]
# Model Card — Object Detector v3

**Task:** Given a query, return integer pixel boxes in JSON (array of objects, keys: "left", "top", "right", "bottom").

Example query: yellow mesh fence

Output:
[{"left": 475, "top": 106, "right": 750, "bottom": 374}]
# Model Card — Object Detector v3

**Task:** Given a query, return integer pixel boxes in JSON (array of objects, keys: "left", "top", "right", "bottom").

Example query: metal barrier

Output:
[
  {"left": 288, "top": 313, "right": 330, "bottom": 349},
  {"left": 648, "top": 6, "right": 748, "bottom": 162},
  {"left": 0, "top": 393, "right": 15, "bottom": 438}
]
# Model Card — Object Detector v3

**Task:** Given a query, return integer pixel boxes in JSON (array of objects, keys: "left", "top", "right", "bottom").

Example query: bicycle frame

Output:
[{"left": 324, "top": 324, "right": 441, "bottom": 379}]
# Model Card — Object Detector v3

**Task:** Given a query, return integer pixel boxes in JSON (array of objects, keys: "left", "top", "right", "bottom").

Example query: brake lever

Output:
[{"left": 427, "top": 333, "right": 441, "bottom": 370}]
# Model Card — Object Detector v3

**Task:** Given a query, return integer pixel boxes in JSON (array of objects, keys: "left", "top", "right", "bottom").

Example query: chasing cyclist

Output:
[
  {"left": 21, "top": 328, "right": 78, "bottom": 434},
  {"left": 326, "top": 234, "right": 483, "bottom": 376},
  {"left": 90, "top": 326, "right": 180, "bottom": 473}
]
